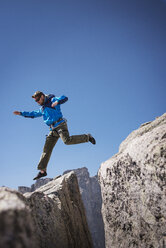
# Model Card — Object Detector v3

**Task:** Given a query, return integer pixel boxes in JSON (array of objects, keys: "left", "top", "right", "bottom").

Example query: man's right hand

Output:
[{"left": 13, "top": 111, "right": 21, "bottom": 115}]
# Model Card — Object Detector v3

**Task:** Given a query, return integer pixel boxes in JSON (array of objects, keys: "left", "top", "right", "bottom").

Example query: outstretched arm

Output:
[{"left": 13, "top": 110, "right": 42, "bottom": 118}]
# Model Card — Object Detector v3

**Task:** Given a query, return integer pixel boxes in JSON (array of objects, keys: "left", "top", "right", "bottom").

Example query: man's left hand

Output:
[{"left": 51, "top": 101, "right": 58, "bottom": 108}]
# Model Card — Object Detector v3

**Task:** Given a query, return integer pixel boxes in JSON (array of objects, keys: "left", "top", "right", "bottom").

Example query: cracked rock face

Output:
[
  {"left": 0, "top": 172, "right": 93, "bottom": 248},
  {"left": 18, "top": 167, "right": 105, "bottom": 248},
  {"left": 98, "top": 113, "right": 166, "bottom": 248},
  {"left": 0, "top": 187, "right": 37, "bottom": 248},
  {"left": 64, "top": 167, "right": 105, "bottom": 248},
  {"left": 25, "top": 172, "right": 93, "bottom": 248}
]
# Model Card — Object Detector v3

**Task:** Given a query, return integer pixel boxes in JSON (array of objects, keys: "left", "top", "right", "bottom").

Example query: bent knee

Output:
[{"left": 63, "top": 137, "right": 71, "bottom": 145}]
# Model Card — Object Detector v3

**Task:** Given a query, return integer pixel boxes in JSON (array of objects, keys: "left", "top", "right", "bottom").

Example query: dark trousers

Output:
[{"left": 38, "top": 122, "right": 89, "bottom": 170}]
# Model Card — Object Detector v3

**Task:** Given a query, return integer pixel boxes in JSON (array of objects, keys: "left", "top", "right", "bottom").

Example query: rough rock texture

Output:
[
  {"left": 63, "top": 167, "right": 105, "bottom": 248},
  {"left": 0, "top": 187, "right": 37, "bottom": 248},
  {"left": 25, "top": 171, "right": 93, "bottom": 248},
  {"left": 18, "top": 167, "right": 105, "bottom": 248},
  {"left": 18, "top": 178, "right": 53, "bottom": 194},
  {"left": 98, "top": 113, "right": 166, "bottom": 248},
  {"left": 0, "top": 172, "right": 93, "bottom": 248},
  {"left": 18, "top": 186, "right": 31, "bottom": 194}
]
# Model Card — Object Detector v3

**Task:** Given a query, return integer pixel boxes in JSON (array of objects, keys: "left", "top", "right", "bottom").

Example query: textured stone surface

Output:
[
  {"left": 98, "top": 113, "right": 166, "bottom": 248},
  {"left": 0, "top": 187, "right": 37, "bottom": 248},
  {"left": 18, "top": 186, "right": 31, "bottom": 194},
  {"left": 25, "top": 171, "right": 93, "bottom": 248},
  {"left": 64, "top": 167, "right": 105, "bottom": 248},
  {"left": 31, "top": 178, "right": 53, "bottom": 192},
  {"left": 18, "top": 178, "right": 53, "bottom": 194},
  {"left": 0, "top": 172, "right": 93, "bottom": 248},
  {"left": 18, "top": 167, "right": 105, "bottom": 248}
]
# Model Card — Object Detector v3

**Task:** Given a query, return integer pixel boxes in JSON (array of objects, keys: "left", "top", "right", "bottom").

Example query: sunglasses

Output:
[{"left": 35, "top": 96, "right": 41, "bottom": 102}]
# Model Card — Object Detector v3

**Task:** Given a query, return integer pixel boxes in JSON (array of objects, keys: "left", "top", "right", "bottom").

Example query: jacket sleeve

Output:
[
  {"left": 52, "top": 95, "right": 68, "bottom": 105},
  {"left": 20, "top": 109, "right": 42, "bottom": 118}
]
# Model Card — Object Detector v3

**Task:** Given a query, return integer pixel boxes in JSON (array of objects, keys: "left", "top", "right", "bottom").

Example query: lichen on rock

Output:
[{"left": 98, "top": 113, "right": 166, "bottom": 248}]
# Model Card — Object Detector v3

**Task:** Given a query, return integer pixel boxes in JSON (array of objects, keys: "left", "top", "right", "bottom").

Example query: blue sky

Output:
[{"left": 1, "top": 0, "right": 166, "bottom": 189}]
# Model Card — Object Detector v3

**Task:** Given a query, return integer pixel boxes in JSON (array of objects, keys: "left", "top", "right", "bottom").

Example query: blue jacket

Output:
[{"left": 21, "top": 94, "right": 68, "bottom": 130}]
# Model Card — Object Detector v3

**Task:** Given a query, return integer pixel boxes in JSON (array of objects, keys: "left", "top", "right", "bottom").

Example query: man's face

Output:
[{"left": 35, "top": 95, "right": 45, "bottom": 105}]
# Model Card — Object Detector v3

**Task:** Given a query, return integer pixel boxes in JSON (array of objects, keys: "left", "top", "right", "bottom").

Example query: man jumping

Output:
[{"left": 13, "top": 91, "right": 96, "bottom": 180}]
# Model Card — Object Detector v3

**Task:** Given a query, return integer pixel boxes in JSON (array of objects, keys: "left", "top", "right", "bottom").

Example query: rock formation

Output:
[
  {"left": 0, "top": 172, "right": 93, "bottom": 248},
  {"left": 0, "top": 187, "right": 37, "bottom": 248},
  {"left": 18, "top": 178, "right": 53, "bottom": 193},
  {"left": 18, "top": 167, "right": 105, "bottom": 248},
  {"left": 98, "top": 113, "right": 166, "bottom": 248},
  {"left": 63, "top": 167, "right": 105, "bottom": 248}
]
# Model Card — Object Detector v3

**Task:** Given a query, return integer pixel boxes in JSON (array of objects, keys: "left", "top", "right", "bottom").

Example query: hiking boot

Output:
[
  {"left": 88, "top": 134, "right": 96, "bottom": 145},
  {"left": 33, "top": 171, "right": 47, "bottom": 180}
]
